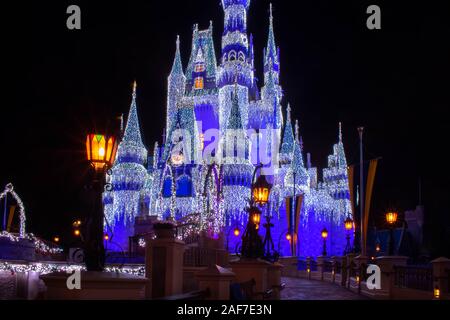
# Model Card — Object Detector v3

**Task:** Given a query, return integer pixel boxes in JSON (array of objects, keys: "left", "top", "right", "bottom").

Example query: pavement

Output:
[{"left": 280, "top": 277, "right": 369, "bottom": 300}]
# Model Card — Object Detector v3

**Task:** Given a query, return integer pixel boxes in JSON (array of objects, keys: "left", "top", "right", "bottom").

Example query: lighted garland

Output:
[
  {"left": 0, "top": 184, "right": 26, "bottom": 237},
  {"left": 0, "top": 262, "right": 145, "bottom": 277}
]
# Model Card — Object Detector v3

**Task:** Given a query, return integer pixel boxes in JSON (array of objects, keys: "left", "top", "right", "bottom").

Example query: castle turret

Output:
[
  {"left": 261, "top": 4, "right": 283, "bottom": 130},
  {"left": 186, "top": 23, "right": 218, "bottom": 95},
  {"left": 167, "top": 36, "right": 186, "bottom": 134},
  {"left": 106, "top": 82, "right": 148, "bottom": 251},
  {"left": 280, "top": 104, "right": 295, "bottom": 164}
]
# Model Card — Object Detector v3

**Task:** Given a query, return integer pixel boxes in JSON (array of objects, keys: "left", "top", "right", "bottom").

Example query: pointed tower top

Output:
[
  {"left": 170, "top": 35, "right": 184, "bottom": 77},
  {"left": 339, "top": 122, "right": 343, "bottom": 142},
  {"left": 286, "top": 104, "right": 291, "bottom": 122},
  {"left": 122, "top": 82, "right": 144, "bottom": 147},
  {"left": 265, "top": 3, "right": 277, "bottom": 62},
  {"left": 269, "top": 3, "right": 273, "bottom": 23},
  {"left": 295, "top": 119, "right": 300, "bottom": 142}
]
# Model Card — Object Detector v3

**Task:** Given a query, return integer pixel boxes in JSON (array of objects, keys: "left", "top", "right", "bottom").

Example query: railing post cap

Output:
[{"left": 431, "top": 257, "right": 450, "bottom": 263}]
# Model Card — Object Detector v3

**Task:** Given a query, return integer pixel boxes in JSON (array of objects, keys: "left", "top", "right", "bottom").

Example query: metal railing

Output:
[
  {"left": 333, "top": 261, "right": 342, "bottom": 274},
  {"left": 297, "top": 259, "right": 308, "bottom": 271},
  {"left": 394, "top": 266, "right": 433, "bottom": 291},
  {"left": 447, "top": 269, "right": 450, "bottom": 293},
  {"left": 183, "top": 247, "right": 211, "bottom": 267},
  {"left": 323, "top": 260, "right": 333, "bottom": 273}
]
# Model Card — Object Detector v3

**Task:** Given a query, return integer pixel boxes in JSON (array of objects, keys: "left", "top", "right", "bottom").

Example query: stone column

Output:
[
  {"left": 375, "top": 256, "right": 408, "bottom": 299},
  {"left": 317, "top": 256, "right": 325, "bottom": 281},
  {"left": 353, "top": 255, "right": 369, "bottom": 293},
  {"left": 230, "top": 259, "right": 272, "bottom": 295},
  {"left": 267, "top": 262, "right": 284, "bottom": 300},
  {"left": 346, "top": 253, "right": 356, "bottom": 288},
  {"left": 431, "top": 257, "right": 450, "bottom": 300},
  {"left": 145, "top": 237, "right": 186, "bottom": 299},
  {"left": 195, "top": 265, "right": 235, "bottom": 300},
  {"left": 306, "top": 256, "right": 312, "bottom": 280},
  {"left": 331, "top": 256, "right": 343, "bottom": 284}
]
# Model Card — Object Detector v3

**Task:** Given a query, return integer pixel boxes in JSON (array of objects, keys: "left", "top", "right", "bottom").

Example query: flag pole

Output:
[{"left": 358, "top": 127, "right": 365, "bottom": 257}]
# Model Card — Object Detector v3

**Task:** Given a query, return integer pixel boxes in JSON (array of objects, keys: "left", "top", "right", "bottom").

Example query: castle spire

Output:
[
  {"left": 295, "top": 119, "right": 300, "bottom": 143},
  {"left": 286, "top": 103, "right": 291, "bottom": 123},
  {"left": 123, "top": 81, "right": 144, "bottom": 147},
  {"left": 280, "top": 104, "right": 295, "bottom": 156},
  {"left": 170, "top": 35, "right": 184, "bottom": 77},
  {"left": 339, "top": 121, "right": 343, "bottom": 143},
  {"left": 265, "top": 3, "right": 278, "bottom": 64}
]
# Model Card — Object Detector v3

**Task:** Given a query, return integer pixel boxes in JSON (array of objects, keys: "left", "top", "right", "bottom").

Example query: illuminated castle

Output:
[{"left": 103, "top": 0, "right": 353, "bottom": 257}]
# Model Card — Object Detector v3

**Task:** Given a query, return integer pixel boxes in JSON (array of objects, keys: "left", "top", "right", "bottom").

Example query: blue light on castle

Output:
[{"left": 103, "top": 1, "right": 353, "bottom": 258}]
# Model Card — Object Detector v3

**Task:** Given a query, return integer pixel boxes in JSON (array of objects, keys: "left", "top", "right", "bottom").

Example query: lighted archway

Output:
[{"left": 0, "top": 183, "right": 26, "bottom": 237}]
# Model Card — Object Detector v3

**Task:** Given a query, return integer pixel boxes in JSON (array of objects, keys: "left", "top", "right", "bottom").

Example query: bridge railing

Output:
[
  {"left": 394, "top": 265, "right": 433, "bottom": 291},
  {"left": 287, "top": 255, "right": 450, "bottom": 300}
]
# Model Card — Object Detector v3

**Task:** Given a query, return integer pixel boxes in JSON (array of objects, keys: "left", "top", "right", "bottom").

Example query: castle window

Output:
[
  {"left": 194, "top": 77, "right": 204, "bottom": 90},
  {"left": 199, "top": 133, "right": 205, "bottom": 150},
  {"left": 238, "top": 52, "right": 245, "bottom": 62},
  {"left": 229, "top": 50, "right": 236, "bottom": 62},
  {"left": 195, "top": 63, "right": 205, "bottom": 73}
]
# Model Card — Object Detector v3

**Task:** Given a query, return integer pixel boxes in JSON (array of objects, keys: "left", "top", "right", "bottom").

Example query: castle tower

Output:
[
  {"left": 261, "top": 4, "right": 283, "bottom": 129},
  {"left": 105, "top": 82, "right": 148, "bottom": 251},
  {"left": 185, "top": 23, "right": 219, "bottom": 157},
  {"left": 218, "top": 0, "right": 253, "bottom": 142},
  {"left": 167, "top": 36, "right": 186, "bottom": 135},
  {"left": 222, "top": 84, "right": 253, "bottom": 226}
]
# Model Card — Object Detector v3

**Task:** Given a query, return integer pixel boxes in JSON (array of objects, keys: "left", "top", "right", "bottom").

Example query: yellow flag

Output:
[{"left": 7, "top": 205, "right": 16, "bottom": 232}]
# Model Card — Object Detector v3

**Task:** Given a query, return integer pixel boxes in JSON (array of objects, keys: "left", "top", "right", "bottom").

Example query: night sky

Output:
[{"left": 3, "top": 1, "right": 450, "bottom": 255}]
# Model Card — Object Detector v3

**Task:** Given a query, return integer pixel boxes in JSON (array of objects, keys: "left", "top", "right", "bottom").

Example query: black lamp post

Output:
[
  {"left": 241, "top": 164, "right": 273, "bottom": 260},
  {"left": 241, "top": 206, "right": 264, "bottom": 259},
  {"left": 386, "top": 211, "right": 398, "bottom": 256},
  {"left": 344, "top": 216, "right": 354, "bottom": 255},
  {"left": 321, "top": 228, "right": 328, "bottom": 257},
  {"left": 84, "top": 133, "right": 118, "bottom": 271}
]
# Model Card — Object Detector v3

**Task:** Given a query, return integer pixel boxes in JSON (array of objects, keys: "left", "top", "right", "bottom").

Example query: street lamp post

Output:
[
  {"left": 344, "top": 216, "right": 353, "bottom": 255},
  {"left": 241, "top": 164, "right": 273, "bottom": 260},
  {"left": 321, "top": 228, "right": 328, "bottom": 257},
  {"left": 85, "top": 133, "right": 118, "bottom": 271},
  {"left": 386, "top": 211, "right": 398, "bottom": 256}
]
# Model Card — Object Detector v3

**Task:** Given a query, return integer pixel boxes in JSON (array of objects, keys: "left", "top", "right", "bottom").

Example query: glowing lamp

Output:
[
  {"left": 74, "top": 229, "right": 81, "bottom": 237},
  {"left": 53, "top": 236, "right": 60, "bottom": 243},
  {"left": 375, "top": 244, "right": 381, "bottom": 252},
  {"left": 252, "top": 174, "right": 272, "bottom": 206},
  {"left": 86, "top": 134, "right": 118, "bottom": 171},
  {"left": 249, "top": 207, "right": 262, "bottom": 228},
  {"left": 344, "top": 217, "right": 353, "bottom": 231},
  {"left": 386, "top": 212, "right": 398, "bottom": 225},
  {"left": 434, "top": 287, "right": 440, "bottom": 299},
  {"left": 73, "top": 220, "right": 82, "bottom": 227},
  {"left": 104, "top": 234, "right": 109, "bottom": 241},
  {"left": 321, "top": 228, "right": 328, "bottom": 239},
  {"left": 233, "top": 228, "right": 240, "bottom": 237},
  {"left": 286, "top": 233, "right": 292, "bottom": 241},
  {"left": 171, "top": 153, "right": 184, "bottom": 166}
]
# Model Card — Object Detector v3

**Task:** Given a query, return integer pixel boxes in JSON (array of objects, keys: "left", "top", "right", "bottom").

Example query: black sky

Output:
[{"left": 3, "top": 0, "right": 450, "bottom": 255}]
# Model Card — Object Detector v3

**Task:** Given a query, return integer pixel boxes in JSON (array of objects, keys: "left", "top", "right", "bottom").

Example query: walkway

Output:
[{"left": 281, "top": 277, "right": 369, "bottom": 300}]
